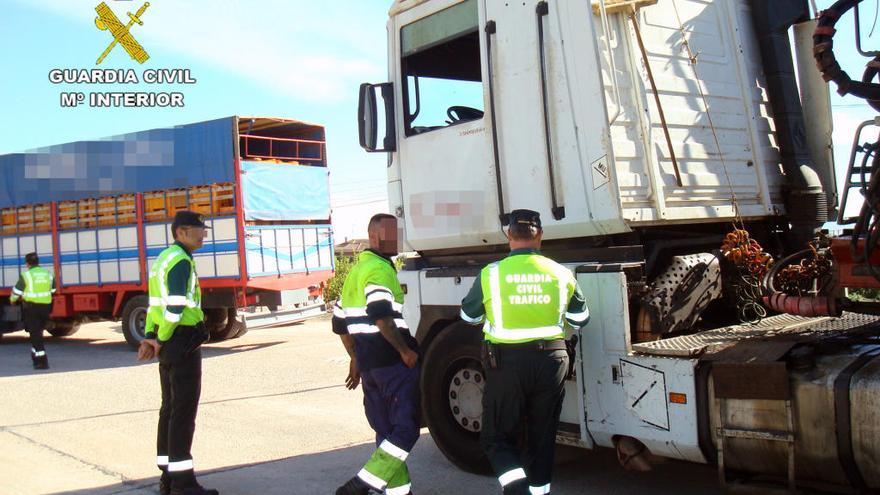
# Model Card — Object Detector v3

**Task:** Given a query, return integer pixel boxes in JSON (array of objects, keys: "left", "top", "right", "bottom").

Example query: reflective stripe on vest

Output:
[
  {"left": 340, "top": 250, "right": 406, "bottom": 334},
  {"left": 22, "top": 267, "right": 54, "bottom": 304},
  {"left": 481, "top": 254, "right": 574, "bottom": 344},
  {"left": 342, "top": 303, "right": 408, "bottom": 334},
  {"left": 148, "top": 248, "right": 199, "bottom": 308},
  {"left": 147, "top": 244, "right": 202, "bottom": 330}
]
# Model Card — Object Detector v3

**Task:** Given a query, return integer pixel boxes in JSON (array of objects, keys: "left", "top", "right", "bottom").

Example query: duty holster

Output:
[{"left": 481, "top": 341, "right": 500, "bottom": 370}]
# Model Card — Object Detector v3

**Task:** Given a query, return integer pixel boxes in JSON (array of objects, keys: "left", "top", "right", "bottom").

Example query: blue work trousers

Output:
[{"left": 362, "top": 362, "right": 421, "bottom": 452}]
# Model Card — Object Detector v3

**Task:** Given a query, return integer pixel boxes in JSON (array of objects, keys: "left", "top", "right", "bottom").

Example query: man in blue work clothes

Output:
[
  {"left": 460, "top": 209, "right": 589, "bottom": 495},
  {"left": 9, "top": 252, "right": 56, "bottom": 369},
  {"left": 333, "top": 213, "right": 420, "bottom": 495},
  {"left": 137, "top": 211, "right": 218, "bottom": 495}
]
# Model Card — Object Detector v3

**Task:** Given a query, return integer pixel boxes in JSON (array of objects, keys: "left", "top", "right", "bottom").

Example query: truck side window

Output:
[{"left": 401, "top": 0, "right": 484, "bottom": 136}]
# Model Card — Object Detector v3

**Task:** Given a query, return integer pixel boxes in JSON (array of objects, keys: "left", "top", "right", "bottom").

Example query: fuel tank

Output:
[{"left": 708, "top": 342, "right": 880, "bottom": 491}]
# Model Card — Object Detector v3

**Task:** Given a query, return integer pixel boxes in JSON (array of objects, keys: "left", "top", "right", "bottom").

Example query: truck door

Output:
[
  {"left": 392, "top": 0, "right": 503, "bottom": 251},
  {"left": 481, "top": 0, "right": 627, "bottom": 240},
  {"left": 391, "top": 0, "right": 628, "bottom": 252}
]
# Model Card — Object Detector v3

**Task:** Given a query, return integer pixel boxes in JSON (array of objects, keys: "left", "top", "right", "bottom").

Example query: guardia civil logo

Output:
[{"left": 94, "top": 1, "right": 151, "bottom": 65}]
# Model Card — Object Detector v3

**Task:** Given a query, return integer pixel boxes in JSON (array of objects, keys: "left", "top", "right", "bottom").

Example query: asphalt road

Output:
[{"left": 0, "top": 315, "right": 721, "bottom": 495}]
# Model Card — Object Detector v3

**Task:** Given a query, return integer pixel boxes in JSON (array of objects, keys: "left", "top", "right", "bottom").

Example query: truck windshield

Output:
[{"left": 400, "top": 0, "right": 484, "bottom": 135}]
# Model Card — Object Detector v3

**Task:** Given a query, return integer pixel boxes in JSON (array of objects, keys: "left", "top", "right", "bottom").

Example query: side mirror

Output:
[{"left": 358, "top": 82, "right": 396, "bottom": 152}]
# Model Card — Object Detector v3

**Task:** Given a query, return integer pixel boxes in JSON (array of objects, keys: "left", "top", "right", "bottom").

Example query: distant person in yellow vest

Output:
[
  {"left": 137, "top": 211, "right": 217, "bottom": 495},
  {"left": 9, "top": 252, "right": 56, "bottom": 370},
  {"left": 460, "top": 209, "right": 589, "bottom": 495}
]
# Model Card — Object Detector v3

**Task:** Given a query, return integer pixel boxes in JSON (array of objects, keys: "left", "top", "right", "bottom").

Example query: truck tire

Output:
[
  {"left": 209, "top": 308, "right": 245, "bottom": 341},
  {"left": 121, "top": 295, "right": 149, "bottom": 349},
  {"left": 229, "top": 307, "right": 248, "bottom": 339},
  {"left": 421, "top": 322, "right": 492, "bottom": 474},
  {"left": 48, "top": 319, "right": 81, "bottom": 337},
  {"left": 204, "top": 308, "right": 227, "bottom": 336},
  {"left": 229, "top": 318, "right": 248, "bottom": 339}
]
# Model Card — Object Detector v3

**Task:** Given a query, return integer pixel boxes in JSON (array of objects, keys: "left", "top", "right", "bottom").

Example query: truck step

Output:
[
  {"left": 240, "top": 302, "right": 326, "bottom": 329},
  {"left": 631, "top": 312, "right": 880, "bottom": 358}
]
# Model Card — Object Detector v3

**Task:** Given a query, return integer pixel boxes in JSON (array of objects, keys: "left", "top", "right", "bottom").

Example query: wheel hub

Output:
[
  {"left": 131, "top": 308, "right": 147, "bottom": 339},
  {"left": 448, "top": 366, "right": 484, "bottom": 433}
]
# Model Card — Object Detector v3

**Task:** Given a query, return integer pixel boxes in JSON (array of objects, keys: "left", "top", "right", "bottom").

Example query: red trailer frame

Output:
[{"left": 0, "top": 117, "right": 334, "bottom": 344}]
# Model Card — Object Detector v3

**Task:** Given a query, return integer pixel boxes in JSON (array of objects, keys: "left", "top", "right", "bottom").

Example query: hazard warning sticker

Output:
[{"left": 591, "top": 156, "right": 610, "bottom": 190}]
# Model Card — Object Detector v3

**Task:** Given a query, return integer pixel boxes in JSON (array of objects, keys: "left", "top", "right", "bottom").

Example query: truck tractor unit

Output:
[{"left": 359, "top": 0, "right": 880, "bottom": 491}]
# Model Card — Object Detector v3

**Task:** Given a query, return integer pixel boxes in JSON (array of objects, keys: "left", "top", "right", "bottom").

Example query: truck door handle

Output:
[
  {"left": 536, "top": 1, "right": 565, "bottom": 220},
  {"left": 485, "top": 20, "right": 509, "bottom": 226}
]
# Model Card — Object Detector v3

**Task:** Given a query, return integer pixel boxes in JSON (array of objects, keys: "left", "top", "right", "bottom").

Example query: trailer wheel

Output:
[
  {"left": 229, "top": 313, "right": 248, "bottom": 339},
  {"left": 121, "top": 295, "right": 149, "bottom": 349},
  {"left": 48, "top": 319, "right": 81, "bottom": 337},
  {"left": 421, "top": 322, "right": 491, "bottom": 474},
  {"left": 225, "top": 306, "right": 247, "bottom": 339},
  {"left": 204, "top": 308, "right": 227, "bottom": 335},
  {"left": 229, "top": 319, "right": 247, "bottom": 339},
  {"left": 209, "top": 308, "right": 245, "bottom": 341}
]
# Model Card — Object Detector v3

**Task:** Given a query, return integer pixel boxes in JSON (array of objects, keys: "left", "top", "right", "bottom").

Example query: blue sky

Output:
[
  {"left": 0, "top": 0, "right": 391, "bottom": 241},
  {"left": 803, "top": 1, "right": 879, "bottom": 222},
  {"left": 0, "top": 0, "right": 878, "bottom": 241}
]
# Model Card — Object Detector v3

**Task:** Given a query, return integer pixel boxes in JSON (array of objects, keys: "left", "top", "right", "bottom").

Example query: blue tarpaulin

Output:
[
  {"left": 241, "top": 161, "right": 330, "bottom": 221},
  {"left": 0, "top": 117, "right": 235, "bottom": 208}
]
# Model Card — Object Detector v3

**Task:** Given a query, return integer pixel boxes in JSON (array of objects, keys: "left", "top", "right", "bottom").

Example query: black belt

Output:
[{"left": 494, "top": 339, "right": 567, "bottom": 351}]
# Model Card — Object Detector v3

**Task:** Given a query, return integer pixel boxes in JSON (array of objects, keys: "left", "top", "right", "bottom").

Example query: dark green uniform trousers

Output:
[{"left": 480, "top": 344, "right": 568, "bottom": 494}]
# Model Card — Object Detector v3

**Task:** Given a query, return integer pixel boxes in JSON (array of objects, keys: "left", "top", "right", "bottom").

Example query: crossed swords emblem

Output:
[{"left": 94, "top": 1, "right": 150, "bottom": 65}]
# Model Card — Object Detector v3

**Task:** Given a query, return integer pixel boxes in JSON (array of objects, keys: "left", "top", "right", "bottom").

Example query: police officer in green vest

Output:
[
  {"left": 137, "top": 211, "right": 218, "bottom": 495},
  {"left": 460, "top": 209, "right": 589, "bottom": 495},
  {"left": 9, "top": 252, "right": 56, "bottom": 369},
  {"left": 332, "top": 213, "right": 420, "bottom": 495}
]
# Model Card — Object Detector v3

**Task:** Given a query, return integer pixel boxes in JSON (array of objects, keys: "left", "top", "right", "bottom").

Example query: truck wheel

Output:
[
  {"left": 48, "top": 319, "right": 81, "bottom": 337},
  {"left": 421, "top": 322, "right": 491, "bottom": 474},
  {"left": 225, "top": 306, "right": 248, "bottom": 339},
  {"left": 121, "top": 295, "right": 149, "bottom": 349},
  {"left": 229, "top": 318, "right": 248, "bottom": 339},
  {"left": 204, "top": 308, "right": 227, "bottom": 335},
  {"left": 209, "top": 308, "right": 245, "bottom": 341},
  {"left": 229, "top": 308, "right": 248, "bottom": 339}
]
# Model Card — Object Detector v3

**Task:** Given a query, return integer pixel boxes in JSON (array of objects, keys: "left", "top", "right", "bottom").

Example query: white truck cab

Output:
[{"left": 357, "top": 0, "right": 880, "bottom": 491}]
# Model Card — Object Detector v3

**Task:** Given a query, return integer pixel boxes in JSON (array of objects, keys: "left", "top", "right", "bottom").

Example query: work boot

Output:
[
  {"left": 169, "top": 483, "right": 218, "bottom": 495},
  {"left": 335, "top": 476, "right": 372, "bottom": 495},
  {"left": 34, "top": 355, "right": 49, "bottom": 370},
  {"left": 159, "top": 472, "right": 171, "bottom": 495},
  {"left": 502, "top": 479, "right": 529, "bottom": 495}
]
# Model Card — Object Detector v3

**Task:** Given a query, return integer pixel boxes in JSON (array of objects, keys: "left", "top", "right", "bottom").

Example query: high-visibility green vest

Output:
[
  {"left": 340, "top": 250, "right": 405, "bottom": 334},
  {"left": 21, "top": 266, "right": 54, "bottom": 304},
  {"left": 479, "top": 253, "right": 577, "bottom": 344},
  {"left": 146, "top": 244, "right": 203, "bottom": 341}
]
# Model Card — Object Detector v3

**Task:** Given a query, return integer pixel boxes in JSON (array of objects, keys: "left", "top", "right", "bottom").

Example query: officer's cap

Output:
[
  {"left": 172, "top": 210, "right": 210, "bottom": 229},
  {"left": 509, "top": 209, "right": 541, "bottom": 229}
]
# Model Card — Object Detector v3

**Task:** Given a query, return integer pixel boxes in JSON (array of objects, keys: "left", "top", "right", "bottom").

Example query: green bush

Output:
[
  {"left": 848, "top": 288, "right": 880, "bottom": 302},
  {"left": 324, "top": 255, "right": 355, "bottom": 304}
]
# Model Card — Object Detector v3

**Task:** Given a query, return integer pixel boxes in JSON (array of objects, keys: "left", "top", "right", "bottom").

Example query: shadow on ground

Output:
[
  {"left": 0, "top": 330, "right": 288, "bottom": 378},
  {"left": 45, "top": 435, "right": 723, "bottom": 495}
]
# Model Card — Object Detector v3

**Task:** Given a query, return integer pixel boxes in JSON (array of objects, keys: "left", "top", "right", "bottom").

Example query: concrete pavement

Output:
[{"left": 0, "top": 315, "right": 721, "bottom": 495}]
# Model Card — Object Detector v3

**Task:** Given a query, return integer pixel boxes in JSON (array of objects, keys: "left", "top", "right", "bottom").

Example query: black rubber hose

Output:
[
  {"left": 762, "top": 247, "right": 815, "bottom": 294},
  {"left": 748, "top": 0, "right": 828, "bottom": 248},
  {"left": 815, "top": 0, "right": 880, "bottom": 102}
]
